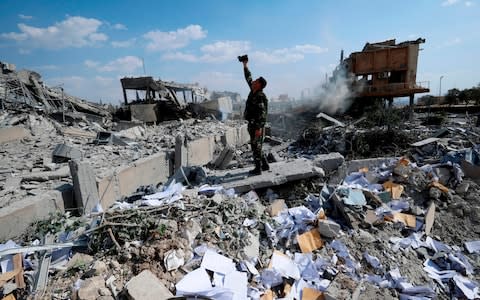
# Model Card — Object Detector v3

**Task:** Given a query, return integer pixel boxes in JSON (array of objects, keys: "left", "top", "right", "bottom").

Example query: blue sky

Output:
[{"left": 1, "top": 0, "right": 479, "bottom": 104}]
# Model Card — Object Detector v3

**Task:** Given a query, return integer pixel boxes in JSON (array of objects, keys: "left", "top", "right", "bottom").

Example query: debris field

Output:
[{"left": 1, "top": 61, "right": 480, "bottom": 300}]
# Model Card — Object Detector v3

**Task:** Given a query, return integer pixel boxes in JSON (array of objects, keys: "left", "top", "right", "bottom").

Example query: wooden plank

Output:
[
  {"left": 411, "top": 137, "right": 440, "bottom": 147},
  {"left": 12, "top": 253, "right": 25, "bottom": 289},
  {"left": 425, "top": 202, "right": 436, "bottom": 235},
  {"left": 0, "top": 270, "right": 19, "bottom": 288}
]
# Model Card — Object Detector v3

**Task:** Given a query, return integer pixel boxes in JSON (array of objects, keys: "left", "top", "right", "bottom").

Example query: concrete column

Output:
[
  {"left": 409, "top": 94, "right": 415, "bottom": 120},
  {"left": 388, "top": 97, "right": 394, "bottom": 108},
  {"left": 69, "top": 160, "right": 99, "bottom": 214},
  {"left": 175, "top": 134, "right": 187, "bottom": 170}
]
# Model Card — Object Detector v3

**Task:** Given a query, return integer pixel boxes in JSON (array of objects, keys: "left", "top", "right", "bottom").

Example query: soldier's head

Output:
[{"left": 252, "top": 76, "right": 267, "bottom": 92}]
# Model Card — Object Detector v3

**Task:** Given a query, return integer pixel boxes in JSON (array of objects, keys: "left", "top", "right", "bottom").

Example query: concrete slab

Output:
[
  {"left": 69, "top": 160, "right": 99, "bottom": 214},
  {"left": 175, "top": 135, "right": 215, "bottom": 169},
  {"left": 62, "top": 127, "right": 96, "bottom": 138},
  {"left": 213, "top": 145, "right": 235, "bottom": 170},
  {"left": 314, "top": 153, "right": 345, "bottom": 172},
  {"left": 207, "top": 158, "right": 325, "bottom": 193},
  {"left": 0, "top": 190, "right": 64, "bottom": 241},
  {"left": 97, "top": 151, "right": 171, "bottom": 208},
  {"left": 125, "top": 270, "right": 173, "bottom": 300},
  {"left": 0, "top": 126, "right": 30, "bottom": 144},
  {"left": 52, "top": 144, "right": 83, "bottom": 162},
  {"left": 221, "top": 124, "right": 249, "bottom": 147}
]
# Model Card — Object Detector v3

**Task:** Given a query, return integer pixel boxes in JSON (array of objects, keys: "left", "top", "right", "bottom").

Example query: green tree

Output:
[{"left": 445, "top": 88, "right": 460, "bottom": 106}]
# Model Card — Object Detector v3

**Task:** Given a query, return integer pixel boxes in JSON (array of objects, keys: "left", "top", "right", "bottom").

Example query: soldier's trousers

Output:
[{"left": 247, "top": 123, "right": 264, "bottom": 165}]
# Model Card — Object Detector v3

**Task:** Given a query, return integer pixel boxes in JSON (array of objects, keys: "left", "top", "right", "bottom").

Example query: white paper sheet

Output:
[
  {"left": 465, "top": 240, "right": 480, "bottom": 254},
  {"left": 270, "top": 251, "right": 300, "bottom": 280},
  {"left": 224, "top": 271, "right": 248, "bottom": 300},
  {"left": 200, "top": 249, "right": 236, "bottom": 275},
  {"left": 175, "top": 268, "right": 213, "bottom": 294}
]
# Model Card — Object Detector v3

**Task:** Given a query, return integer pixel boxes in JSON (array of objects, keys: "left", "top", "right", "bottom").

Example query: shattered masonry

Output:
[{"left": 1, "top": 49, "right": 480, "bottom": 300}]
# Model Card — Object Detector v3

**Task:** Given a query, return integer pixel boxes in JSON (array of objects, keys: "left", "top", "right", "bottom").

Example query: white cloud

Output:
[
  {"left": 111, "top": 38, "right": 135, "bottom": 48},
  {"left": 293, "top": 44, "right": 328, "bottom": 54},
  {"left": 252, "top": 49, "right": 304, "bottom": 64},
  {"left": 33, "top": 64, "right": 59, "bottom": 70},
  {"left": 163, "top": 41, "right": 327, "bottom": 64},
  {"left": 162, "top": 52, "right": 199, "bottom": 62},
  {"left": 84, "top": 56, "right": 143, "bottom": 73},
  {"left": 46, "top": 75, "right": 123, "bottom": 104},
  {"left": 112, "top": 23, "right": 127, "bottom": 30},
  {"left": 1, "top": 16, "right": 108, "bottom": 49},
  {"left": 200, "top": 41, "right": 251, "bottom": 62},
  {"left": 441, "top": 0, "right": 460, "bottom": 6},
  {"left": 19, "top": 48, "right": 31, "bottom": 54},
  {"left": 439, "top": 37, "right": 462, "bottom": 48},
  {"left": 192, "top": 71, "right": 243, "bottom": 94},
  {"left": 143, "top": 24, "right": 207, "bottom": 51},
  {"left": 465, "top": 1, "right": 474, "bottom": 6},
  {"left": 18, "top": 14, "right": 33, "bottom": 20},
  {"left": 84, "top": 59, "right": 99, "bottom": 68}
]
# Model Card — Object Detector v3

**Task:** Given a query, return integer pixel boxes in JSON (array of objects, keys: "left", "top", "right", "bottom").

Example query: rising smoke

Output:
[{"left": 310, "top": 67, "right": 358, "bottom": 115}]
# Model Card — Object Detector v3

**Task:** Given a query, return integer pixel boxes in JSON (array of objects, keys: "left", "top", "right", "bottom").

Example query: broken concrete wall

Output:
[
  {"left": 97, "top": 151, "right": 172, "bottom": 208},
  {"left": 130, "top": 104, "right": 157, "bottom": 123},
  {"left": 221, "top": 124, "right": 249, "bottom": 147},
  {"left": 0, "top": 126, "right": 30, "bottom": 143},
  {"left": 0, "top": 190, "right": 64, "bottom": 240},
  {"left": 175, "top": 135, "right": 215, "bottom": 170}
]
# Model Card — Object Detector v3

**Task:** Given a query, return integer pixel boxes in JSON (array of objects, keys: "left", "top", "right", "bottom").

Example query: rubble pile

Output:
[
  {"left": 0, "top": 62, "right": 111, "bottom": 122},
  {"left": 0, "top": 110, "right": 245, "bottom": 209},
  {"left": 1, "top": 98, "right": 480, "bottom": 299},
  {"left": 293, "top": 112, "right": 480, "bottom": 161}
]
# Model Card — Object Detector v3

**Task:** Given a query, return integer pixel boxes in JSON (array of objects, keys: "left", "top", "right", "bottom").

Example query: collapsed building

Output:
[
  {"left": 120, "top": 77, "right": 235, "bottom": 123},
  {"left": 268, "top": 38, "right": 431, "bottom": 139},
  {"left": 0, "top": 61, "right": 111, "bottom": 125},
  {"left": 1, "top": 45, "right": 480, "bottom": 300},
  {"left": 336, "top": 38, "right": 430, "bottom": 116}
]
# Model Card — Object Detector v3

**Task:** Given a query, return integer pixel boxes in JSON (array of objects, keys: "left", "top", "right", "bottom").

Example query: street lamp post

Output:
[{"left": 439, "top": 76, "right": 444, "bottom": 97}]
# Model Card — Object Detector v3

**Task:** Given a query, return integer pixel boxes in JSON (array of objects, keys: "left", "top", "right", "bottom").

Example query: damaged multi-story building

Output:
[
  {"left": 336, "top": 38, "right": 430, "bottom": 116},
  {"left": 120, "top": 76, "right": 235, "bottom": 123}
]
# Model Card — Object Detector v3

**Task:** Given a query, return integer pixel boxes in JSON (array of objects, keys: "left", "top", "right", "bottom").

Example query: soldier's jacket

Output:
[{"left": 244, "top": 67, "right": 268, "bottom": 128}]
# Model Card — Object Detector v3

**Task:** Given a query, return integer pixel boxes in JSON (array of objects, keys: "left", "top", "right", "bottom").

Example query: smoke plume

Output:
[{"left": 310, "top": 68, "right": 357, "bottom": 115}]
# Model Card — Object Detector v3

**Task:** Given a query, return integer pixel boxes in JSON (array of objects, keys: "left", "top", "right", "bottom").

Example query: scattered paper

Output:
[
  {"left": 200, "top": 249, "right": 236, "bottom": 275},
  {"left": 297, "top": 229, "right": 324, "bottom": 253},
  {"left": 164, "top": 249, "right": 185, "bottom": 271},
  {"left": 464, "top": 240, "right": 480, "bottom": 254},
  {"left": 302, "top": 287, "right": 324, "bottom": 300},
  {"left": 224, "top": 271, "right": 248, "bottom": 300},
  {"left": 383, "top": 181, "right": 404, "bottom": 199},
  {"left": 269, "top": 251, "right": 300, "bottom": 280},
  {"left": 175, "top": 268, "right": 212, "bottom": 295},
  {"left": 453, "top": 274, "right": 480, "bottom": 299},
  {"left": 266, "top": 199, "right": 287, "bottom": 216},
  {"left": 343, "top": 189, "right": 366, "bottom": 206},
  {"left": 391, "top": 213, "right": 416, "bottom": 228},
  {"left": 363, "top": 251, "right": 382, "bottom": 269}
]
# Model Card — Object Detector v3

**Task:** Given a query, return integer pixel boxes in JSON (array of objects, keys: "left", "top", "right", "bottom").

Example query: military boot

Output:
[
  {"left": 261, "top": 155, "right": 270, "bottom": 171},
  {"left": 248, "top": 161, "right": 262, "bottom": 176}
]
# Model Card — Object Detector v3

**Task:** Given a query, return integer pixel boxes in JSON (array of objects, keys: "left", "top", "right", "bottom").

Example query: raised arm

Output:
[{"left": 243, "top": 62, "right": 253, "bottom": 89}]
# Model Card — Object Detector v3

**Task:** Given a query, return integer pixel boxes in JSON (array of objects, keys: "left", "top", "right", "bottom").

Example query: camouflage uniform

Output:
[{"left": 244, "top": 67, "right": 268, "bottom": 166}]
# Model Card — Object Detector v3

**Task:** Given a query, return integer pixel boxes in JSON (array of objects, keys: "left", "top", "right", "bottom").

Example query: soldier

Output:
[{"left": 241, "top": 56, "right": 270, "bottom": 175}]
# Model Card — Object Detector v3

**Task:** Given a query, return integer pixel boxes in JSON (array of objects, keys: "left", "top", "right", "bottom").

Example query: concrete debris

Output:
[
  {"left": 124, "top": 270, "right": 173, "bottom": 300},
  {"left": 1, "top": 61, "right": 480, "bottom": 299},
  {"left": 52, "top": 143, "right": 83, "bottom": 162}
]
